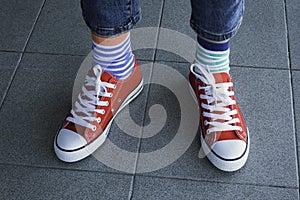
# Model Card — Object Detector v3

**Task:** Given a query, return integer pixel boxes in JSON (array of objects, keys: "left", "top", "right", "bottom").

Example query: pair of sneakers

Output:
[{"left": 54, "top": 58, "right": 249, "bottom": 172}]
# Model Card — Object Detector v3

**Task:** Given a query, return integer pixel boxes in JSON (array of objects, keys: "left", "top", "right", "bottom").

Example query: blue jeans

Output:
[{"left": 81, "top": 0, "right": 244, "bottom": 41}]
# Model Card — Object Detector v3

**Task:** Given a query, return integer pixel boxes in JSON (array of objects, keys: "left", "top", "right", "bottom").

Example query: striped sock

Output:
[
  {"left": 92, "top": 34, "right": 134, "bottom": 79},
  {"left": 195, "top": 37, "right": 230, "bottom": 74}
]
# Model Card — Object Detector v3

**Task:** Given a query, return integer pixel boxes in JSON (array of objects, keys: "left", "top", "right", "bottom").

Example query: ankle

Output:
[
  {"left": 92, "top": 32, "right": 130, "bottom": 46},
  {"left": 195, "top": 36, "right": 231, "bottom": 74}
]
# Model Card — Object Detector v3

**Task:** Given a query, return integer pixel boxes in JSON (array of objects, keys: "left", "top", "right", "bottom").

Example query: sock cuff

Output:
[
  {"left": 197, "top": 36, "right": 230, "bottom": 52},
  {"left": 92, "top": 33, "right": 131, "bottom": 50}
]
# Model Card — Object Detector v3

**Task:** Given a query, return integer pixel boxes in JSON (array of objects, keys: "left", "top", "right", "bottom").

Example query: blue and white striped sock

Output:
[
  {"left": 92, "top": 34, "right": 134, "bottom": 79},
  {"left": 195, "top": 37, "right": 230, "bottom": 74}
]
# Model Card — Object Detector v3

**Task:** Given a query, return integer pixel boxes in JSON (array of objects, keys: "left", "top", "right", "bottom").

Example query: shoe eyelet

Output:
[
  {"left": 92, "top": 126, "right": 96, "bottom": 131},
  {"left": 110, "top": 93, "right": 113, "bottom": 97},
  {"left": 102, "top": 110, "right": 105, "bottom": 114},
  {"left": 97, "top": 118, "right": 101, "bottom": 123},
  {"left": 204, "top": 120, "right": 208, "bottom": 126},
  {"left": 113, "top": 84, "right": 116, "bottom": 89}
]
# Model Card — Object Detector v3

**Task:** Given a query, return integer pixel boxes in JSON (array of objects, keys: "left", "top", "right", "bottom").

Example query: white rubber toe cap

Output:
[
  {"left": 56, "top": 129, "right": 87, "bottom": 151},
  {"left": 211, "top": 140, "right": 247, "bottom": 160}
]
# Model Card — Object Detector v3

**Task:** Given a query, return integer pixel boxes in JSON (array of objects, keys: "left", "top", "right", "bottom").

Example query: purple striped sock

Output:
[{"left": 92, "top": 34, "right": 134, "bottom": 79}]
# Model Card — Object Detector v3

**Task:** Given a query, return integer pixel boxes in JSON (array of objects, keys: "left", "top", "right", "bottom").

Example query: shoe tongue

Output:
[
  {"left": 210, "top": 73, "right": 239, "bottom": 141},
  {"left": 212, "top": 72, "right": 230, "bottom": 84},
  {"left": 101, "top": 71, "right": 114, "bottom": 82}
]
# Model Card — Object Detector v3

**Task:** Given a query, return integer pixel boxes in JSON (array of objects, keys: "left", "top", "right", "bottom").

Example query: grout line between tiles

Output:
[
  {"left": 283, "top": 0, "right": 299, "bottom": 190},
  {"left": 127, "top": 175, "right": 135, "bottom": 200},
  {"left": 128, "top": 1, "right": 166, "bottom": 199},
  {"left": 0, "top": 50, "right": 22, "bottom": 54},
  {"left": 127, "top": 61, "right": 155, "bottom": 200},
  {"left": 153, "top": 59, "right": 293, "bottom": 71},
  {"left": 22, "top": 51, "right": 87, "bottom": 57},
  {"left": 134, "top": 173, "right": 299, "bottom": 190},
  {"left": 0, "top": 0, "right": 47, "bottom": 110},
  {"left": 3, "top": 52, "right": 300, "bottom": 71},
  {"left": 0, "top": 162, "right": 134, "bottom": 177}
]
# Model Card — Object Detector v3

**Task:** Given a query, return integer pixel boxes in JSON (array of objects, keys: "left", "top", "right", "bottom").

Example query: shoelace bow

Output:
[
  {"left": 190, "top": 63, "right": 242, "bottom": 135},
  {"left": 67, "top": 65, "right": 116, "bottom": 131}
]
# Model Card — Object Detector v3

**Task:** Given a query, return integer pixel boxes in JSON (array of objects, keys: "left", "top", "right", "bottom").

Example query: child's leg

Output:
[
  {"left": 54, "top": 0, "right": 143, "bottom": 162},
  {"left": 189, "top": 0, "right": 249, "bottom": 172}
]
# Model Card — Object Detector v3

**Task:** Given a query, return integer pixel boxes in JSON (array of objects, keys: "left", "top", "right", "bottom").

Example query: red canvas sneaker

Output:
[
  {"left": 189, "top": 63, "right": 249, "bottom": 172},
  {"left": 54, "top": 59, "right": 143, "bottom": 162}
]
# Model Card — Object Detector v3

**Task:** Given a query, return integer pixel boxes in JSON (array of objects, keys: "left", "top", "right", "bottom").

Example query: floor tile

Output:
[
  {"left": 26, "top": 0, "right": 90, "bottom": 55},
  {"left": 160, "top": 0, "right": 194, "bottom": 38},
  {"left": 286, "top": 0, "right": 300, "bottom": 69},
  {"left": 136, "top": 61, "right": 298, "bottom": 188},
  {"left": 138, "top": 0, "right": 163, "bottom": 28},
  {"left": 0, "top": 0, "right": 44, "bottom": 51},
  {"left": 130, "top": 0, "right": 165, "bottom": 61},
  {"left": 0, "top": 164, "right": 132, "bottom": 200},
  {"left": 131, "top": 176, "right": 299, "bottom": 200},
  {"left": 231, "top": 0, "right": 288, "bottom": 68},
  {"left": 155, "top": 0, "right": 289, "bottom": 69},
  {"left": 133, "top": 0, "right": 163, "bottom": 61},
  {"left": 155, "top": 0, "right": 195, "bottom": 63},
  {"left": 0, "top": 53, "right": 148, "bottom": 174}
]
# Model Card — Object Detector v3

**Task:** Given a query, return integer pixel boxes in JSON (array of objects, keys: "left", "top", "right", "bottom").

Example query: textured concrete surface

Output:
[{"left": 286, "top": 0, "right": 300, "bottom": 70}]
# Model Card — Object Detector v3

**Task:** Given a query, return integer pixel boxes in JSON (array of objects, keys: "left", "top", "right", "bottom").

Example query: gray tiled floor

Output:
[
  {"left": 0, "top": 0, "right": 299, "bottom": 199},
  {"left": 230, "top": 0, "right": 289, "bottom": 69},
  {"left": 26, "top": 0, "right": 90, "bottom": 55},
  {"left": 132, "top": 176, "right": 299, "bottom": 200},
  {"left": 0, "top": 164, "right": 133, "bottom": 200}
]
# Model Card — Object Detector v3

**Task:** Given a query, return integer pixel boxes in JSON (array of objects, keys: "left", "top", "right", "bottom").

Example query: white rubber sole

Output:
[
  {"left": 189, "top": 83, "right": 250, "bottom": 172},
  {"left": 54, "top": 79, "right": 144, "bottom": 163}
]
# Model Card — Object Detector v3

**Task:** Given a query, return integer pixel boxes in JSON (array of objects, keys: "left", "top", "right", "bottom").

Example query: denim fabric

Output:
[
  {"left": 81, "top": 0, "right": 141, "bottom": 37},
  {"left": 190, "top": 0, "right": 245, "bottom": 41},
  {"left": 81, "top": 0, "right": 244, "bottom": 41}
]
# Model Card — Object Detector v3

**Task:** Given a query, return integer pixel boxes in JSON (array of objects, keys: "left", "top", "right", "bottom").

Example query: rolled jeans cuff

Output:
[
  {"left": 190, "top": 16, "right": 243, "bottom": 41},
  {"left": 190, "top": 0, "right": 245, "bottom": 41},
  {"left": 81, "top": 0, "right": 141, "bottom": 37}
]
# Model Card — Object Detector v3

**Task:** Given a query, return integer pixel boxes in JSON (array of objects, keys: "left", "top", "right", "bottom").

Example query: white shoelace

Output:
[
  {"left": 190, "top": 63, "right": 242, "bottom": 135},
  {"left": 67, "top": 65, "right": 116, "bottom": 131}
]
